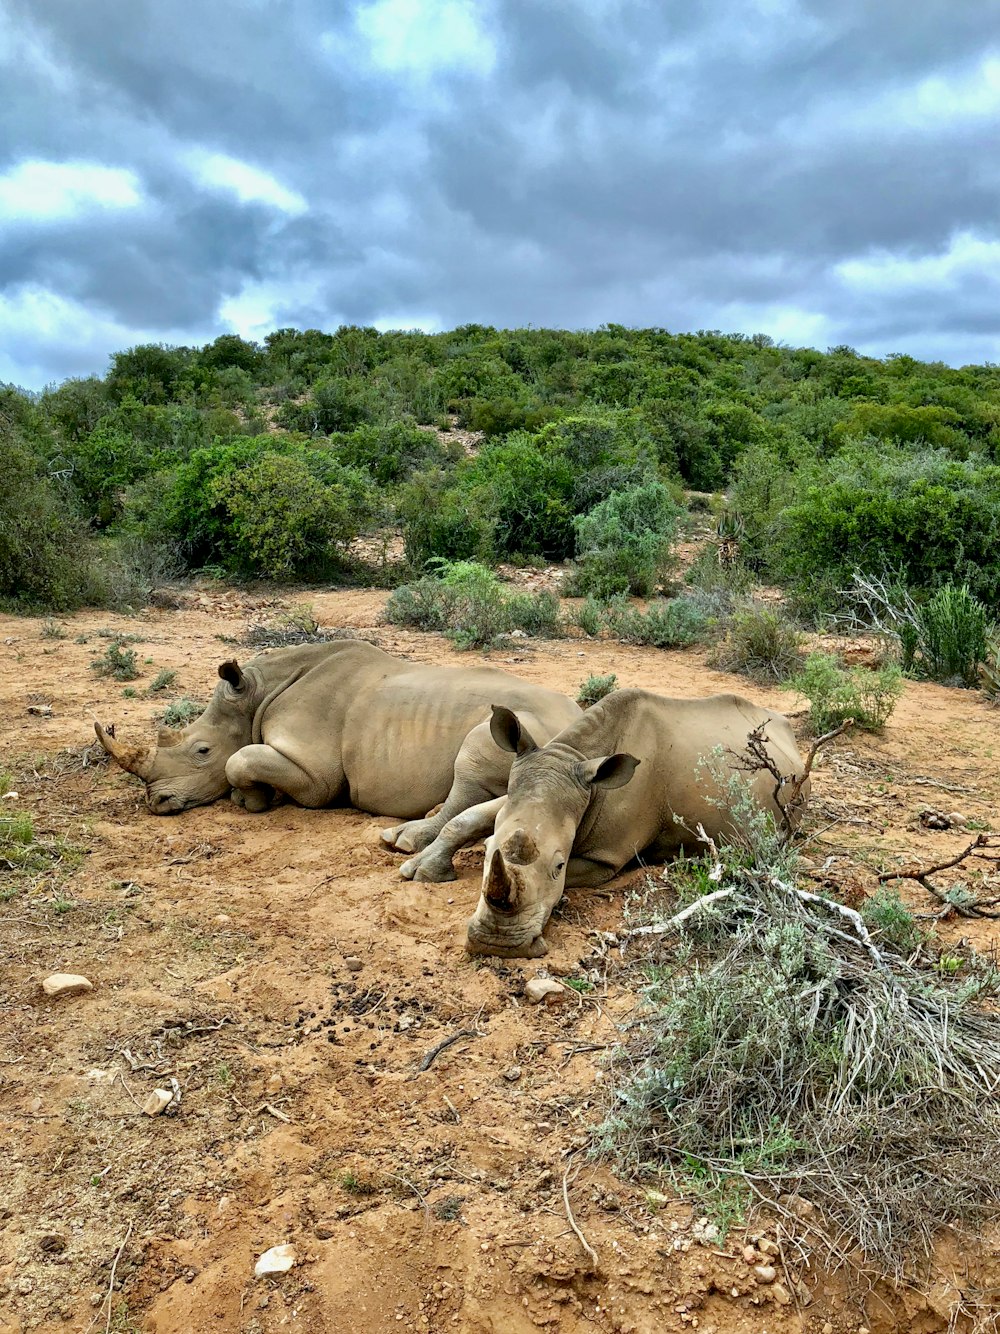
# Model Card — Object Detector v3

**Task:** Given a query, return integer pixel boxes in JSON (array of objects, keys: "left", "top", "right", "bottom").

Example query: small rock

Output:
[
  {"left": 742, "top": 1245, "right": 758, "bottom": 1264},
  {"left": 27, "top": 704, "right": 53, "bottom": 717},
  {"left": 41, "top": 973, "right": 93, "bottom": 999},
  {"left": 822, "top": 1324, "right": 833, "bottom": 1334},
  {"left": 2, "top": 790, "right": 19, "bottom": 800},
  {"left": 314, "top": 1223, "right": 335, "bottom": 1240},
  {"left": 753, "top": 1265, "right": 777, "bottom": 1284},
  {"left": 524, "top": 978, "right": 568, "bottom": 1005},
  {"left": 502, "top": 1066, "right": 522, "bottom": 1082},
  {"left": 17, "top": 1277, "right": 33, "bottom": 1296},
  {"left": 770, "top": 1282, "right": 792, "bottom": 1306},
  {"left": 344, "top": 956, "right": 363, "bottom": 972},
  {"left": 255, "top": 1244, "right": 296, "bottom": 1278},
  {"left": 265, "top": 1073, "right": 283, "bottom": 1096},
  {"left": 213, "top": 914, "right": 231, "bottom": 926},
  {"left": 142, "top": 1089, "right": 174, "bottom": 1116},
  {"left": 946, "top": 811, "right": 966, "bottom": 827},
  {"left": 779, "top": 1192, "right": 816, "bottom": 1220},
  {"left": 757, "top": 1236, "right": 780, "bottom": 1257}
]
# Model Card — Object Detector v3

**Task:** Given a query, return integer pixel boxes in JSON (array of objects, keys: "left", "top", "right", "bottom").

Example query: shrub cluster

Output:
[{"left": 384, "top": 562, "right": 561, "bottom": 649}]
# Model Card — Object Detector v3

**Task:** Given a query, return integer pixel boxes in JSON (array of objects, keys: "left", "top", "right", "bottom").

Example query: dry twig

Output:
[{"left": 562, "top": 1162, "right": 599, "bottom": 1270}]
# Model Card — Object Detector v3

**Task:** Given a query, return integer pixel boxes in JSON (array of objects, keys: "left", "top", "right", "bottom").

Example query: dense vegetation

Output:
[{"left": 2, "top": 324, "right": 999, "bottom": 640}]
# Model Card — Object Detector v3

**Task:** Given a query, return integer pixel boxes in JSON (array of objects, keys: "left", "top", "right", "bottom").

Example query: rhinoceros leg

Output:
[
  {"left": 226, "top": 744, "right": 336, "bottom": 810},
  {"left": 380, "top": 718, "right": 510, "bottom": 853},
  {"left": 400, "top": 796, "right": 507, "bottom": 883}
]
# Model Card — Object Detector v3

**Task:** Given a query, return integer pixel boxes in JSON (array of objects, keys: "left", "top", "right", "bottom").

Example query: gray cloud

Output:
[{"left": 2, "top": 0, "right": 1000, "bottom": 387}]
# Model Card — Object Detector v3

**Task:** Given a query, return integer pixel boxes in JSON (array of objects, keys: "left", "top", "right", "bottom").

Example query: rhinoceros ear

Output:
[
  {"left": 490, "top": 705, "right": 538, "bottom": 756},
  {"left": 218, "top": 659, "right": 245, "bottom": 691},
  {"left": 577, "top": 753, "right": 639, "bottom": 791}
]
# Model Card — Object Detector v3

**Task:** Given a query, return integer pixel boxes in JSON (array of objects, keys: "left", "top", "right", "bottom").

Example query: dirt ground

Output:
[{"left": 2, "top": 585, "right": 999, "bottom": 1334}]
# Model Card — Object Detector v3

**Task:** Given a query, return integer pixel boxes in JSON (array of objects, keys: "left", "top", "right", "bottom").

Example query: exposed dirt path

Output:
[{"left": 1, "top": 587, "right": 998, "bottom": 1333}]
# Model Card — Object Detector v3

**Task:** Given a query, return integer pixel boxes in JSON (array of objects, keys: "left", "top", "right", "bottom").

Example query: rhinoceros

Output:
[
  {"left": 460, "top": 687, "right": 809, "bottom": 957},
  {"left": 95, "top": 640, "right": 580, "bottom": 880}
]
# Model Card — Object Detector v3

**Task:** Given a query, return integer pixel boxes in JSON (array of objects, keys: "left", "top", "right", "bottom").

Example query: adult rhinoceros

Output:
[
  {"left": 461, "top": 687, "right": 809, "bottom": 958},
  {"left": 95, "top": 640, "right": 580, "bottom": 880}
]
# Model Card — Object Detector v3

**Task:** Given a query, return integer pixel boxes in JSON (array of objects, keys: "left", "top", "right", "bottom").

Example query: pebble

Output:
[
  {"left": 41, "top": 973, "right": 93, "bottom": 999},
  {"left": 742, "top": 1245, "right": 758, "bottom": 1264},
  {"left": 142, "top": 1089, "right": 174, "bottom": 1116},
  {"left": 255, "top": 1244, "right": 297, "bottom": 1278},
  {"left": 213, "top": 914, "right": 231, "bottom": 926},
  {"left": 822, "top": 1325, "right": 833, "bottom": 1334},
  {"left": 757, "top": 1236, "right": 780, "bottom": 1257},
  {"left": 344, "top": 956, "right": 363, "bottom": 972},
  {"left": 39, "top": 1234, "right": 67, "bottom": 1254},
  {"left": 502, "top": 1066, "right": 522, "bottom": 1082},
  {"left": 770, "top": 1283, "right": 792, "bottom": 1306},
  {"left": 753, "top": 1265, "right": 777, "bottom": 1284},
  {"left": 947, "top": 812, "right": 966, "bottom": 827},
  {"left": 524, "top": 978, "right": 568, "bottom": 1005}
]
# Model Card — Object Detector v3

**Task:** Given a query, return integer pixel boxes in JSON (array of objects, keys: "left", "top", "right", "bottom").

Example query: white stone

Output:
[
  {"left": 524, "top": 978, "right": 568, "bottom": 1005},
  {"left": 41, "top": 973, "right": 93, "bottom": 998},
  {"left": 142, "top": 1089, "right": 174, "bottom": 1116},
  {"left": 255, "top": 1244, "right": 297, "bottom": 1277}
]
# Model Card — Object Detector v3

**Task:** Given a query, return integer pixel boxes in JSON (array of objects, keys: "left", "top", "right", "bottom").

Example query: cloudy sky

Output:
[{"left": 2, "top": 0, "right": 999, "bottom": 388}]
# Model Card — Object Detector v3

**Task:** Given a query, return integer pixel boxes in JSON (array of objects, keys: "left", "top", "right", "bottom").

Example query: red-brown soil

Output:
[{"left": 2, "top": 586, "right": 998, "bottom": 1333}]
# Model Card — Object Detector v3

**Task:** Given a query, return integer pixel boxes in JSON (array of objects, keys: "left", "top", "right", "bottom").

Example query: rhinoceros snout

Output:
[
  {"left": 148, "top": 792, "right": 185, "bottom": 815},
  {"left": 465, "top": 926, "right": 549, "bottom": 959}
]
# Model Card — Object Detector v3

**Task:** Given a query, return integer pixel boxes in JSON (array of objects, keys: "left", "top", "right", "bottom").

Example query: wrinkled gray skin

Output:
[
  {"left": 95, "top": 640, "right": 580, "bottom": 881},
  {"left": 464, "top": 688, "right": 809, "bottom": 958}
]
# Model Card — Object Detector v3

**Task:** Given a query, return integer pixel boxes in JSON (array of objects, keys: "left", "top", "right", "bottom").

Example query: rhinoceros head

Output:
[
  {"left": 465, "top": 706, "right": 638, "bottom": 958},
  {"left": 95, "top": 660, "right": 257, "bottom": 814}
]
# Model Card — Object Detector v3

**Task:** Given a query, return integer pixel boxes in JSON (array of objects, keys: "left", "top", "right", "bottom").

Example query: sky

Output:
[{"left": 2, "top": 0, "right": 1000, "bottom": 389}]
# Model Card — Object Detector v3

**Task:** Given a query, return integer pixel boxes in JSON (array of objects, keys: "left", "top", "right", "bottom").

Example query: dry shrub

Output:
[{"left": 596, "top": 789, "right": 1000, "bottom": 1279}]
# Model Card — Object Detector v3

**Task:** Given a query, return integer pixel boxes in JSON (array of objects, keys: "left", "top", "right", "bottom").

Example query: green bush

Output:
[
  {"left": 0, "top": 395, "right": 101, "bottom": 610},
  {"left": 330, "top": 421, "right": 451, "bottom": 485},
  {"left": 90, "top": 640, "right": 140, "bottom": 681},
  {"left": 396, "top": 470, "right": 495, "bottom": 567},
  {"left": 907, "top": 584, "right": 992, "bottom": 686},
  {"left": 209, "top": 452, "right": 375, "bottom": 578},
  {"left": 708, "top": 605, "right": 803, "bottom": 682},
  {"left": 573, "top": 594, "right": 713, "bottom": 649},
  {"left": 767, "top": 445, "right": 1000, "bottom": 608},
  {"left": 788, "top": 653, "right": 903, "bottom": 733},
  {"left": 569, "top": 481, "right": 680, "bottom": 598},
  {"left": 577, "top": 673, "right": 618, "bottom": 706},
  {"left": 384, "top": 561, "right": 561, "bottom": 649},
  {"left": 861, "top": 888, "right": 926, "bottom": 954}
]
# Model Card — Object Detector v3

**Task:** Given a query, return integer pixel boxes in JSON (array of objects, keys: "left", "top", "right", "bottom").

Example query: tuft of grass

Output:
[
  {"left": 431, "top": 1195, "right": 465, "bottom": 1221},
  {"left": 861, "top": 887, "right": 926, "bottom": 954},
  {"left": 41, "top": 619, "right": 67, "bottom": 639},
  {"left": 156, "top": 698, "right": 204, "bottom": 729},
  {"left": 339, "top": 1171, "right": 378, "bottom": 1196},
  {"left": 147, "top": 668, "right": 177, "bottom": 693},
  {"left": 787, "top": 653, "right": 903, "bottom": 734},
  {"left": 708, "top": 604, "right": 803, "bottom": 682},
  {"left": 576, "top": 673, "right": 618, "bottom": 707},
  {"left": 90, "top": 640, "right": 140, "bottom": 681}
]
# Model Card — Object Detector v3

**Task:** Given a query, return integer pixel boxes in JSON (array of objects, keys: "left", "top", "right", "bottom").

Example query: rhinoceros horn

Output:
[{"left": 94, "top": 721, "right": 154, "bottom": 780}]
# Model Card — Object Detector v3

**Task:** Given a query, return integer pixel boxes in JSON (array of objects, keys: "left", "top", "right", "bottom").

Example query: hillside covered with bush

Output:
[{"left": 2, "top": 324, "right": 1000, "bottom": 623}]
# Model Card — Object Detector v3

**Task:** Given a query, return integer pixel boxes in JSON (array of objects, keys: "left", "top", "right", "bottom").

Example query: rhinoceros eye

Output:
[{"left": 194, "top": 743, "right": 211, "bottom": 756}]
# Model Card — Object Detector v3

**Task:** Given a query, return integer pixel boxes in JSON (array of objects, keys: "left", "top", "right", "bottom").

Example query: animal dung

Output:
[
  {"left": 142, "top": 1089, "right": 174, "bottom": 1116},
  {"left": 255, "top": 1244, "right": 297, "bottom": 1277},
  {"left": 524, "top": 978, "right": 568, "bottom": 1005},
  {"left": 40, "top": 973, "right": 94, "bottom": 999}
]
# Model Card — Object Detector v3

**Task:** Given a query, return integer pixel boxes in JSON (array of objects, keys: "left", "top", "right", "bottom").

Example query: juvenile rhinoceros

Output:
[
  {"left": 95, "top": 640, "right": 580, "bottom": 881},
  {"left": 462, "top": 687, "right": 809, "bottom": 957}
]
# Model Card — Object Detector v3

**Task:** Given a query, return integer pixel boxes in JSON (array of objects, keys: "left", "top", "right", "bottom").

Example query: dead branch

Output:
[
  {"left": 414, "top": 1028, "right": 480, "bottom": 1074},
  {"left": 562, "top": 1162, "right": 599, "bottom": 1270},
  {"left": 878, "top": 834, "right": 1000, "bottom": 918},
  {"left": 730, "top": 720, "right": 853, "bottom": 839},
  {"left": 620, "top": 888, "right": 737, "bottom": 952}
]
